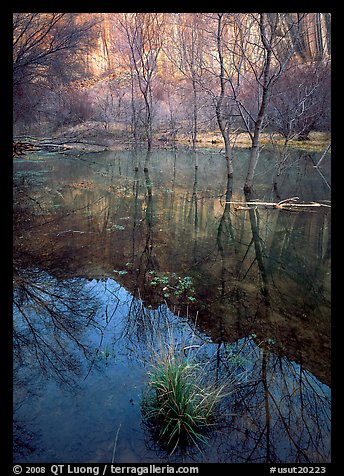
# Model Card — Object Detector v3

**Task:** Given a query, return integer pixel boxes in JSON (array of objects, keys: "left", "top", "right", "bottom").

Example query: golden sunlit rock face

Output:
[
  {"left": 80, "top": 13, "right": 331, "bottom": 79},
  {"left": 85, "top": 13, "right": 114, "bottom": 76}
]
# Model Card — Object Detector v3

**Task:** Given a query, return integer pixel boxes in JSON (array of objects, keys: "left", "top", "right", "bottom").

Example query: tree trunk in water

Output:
[
  {"left": 244, "top": 13, "right": 272, "bottom": 195},
  {"left": 223, "top": 133, "right": 234, "bottom": 178},
  {"left": 143, "top": 87, "right": 152, "bottom": 171},
  {"left": 144, "top": 149, "right": 151, "bottom": 171},
  {"left": 244, "top": 80, "right": 271, "bottom": 194},
  {"left": 216, "top": 102, "right": 233, "bottom": 178},
  {"left": 244, "top": 142, "right": 260, "bottom": 195},
  {"left": 216, "top": 13, "right": 234, "bottom": 180},
  {"left": 191, "top": 76, "right": 198, "bottom": 152}
]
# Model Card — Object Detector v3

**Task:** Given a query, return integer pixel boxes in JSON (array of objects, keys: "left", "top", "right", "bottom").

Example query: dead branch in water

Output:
[
  {"left": 13, "top": 141, "right": 39, "bottom": 156},
  {"left": 226, "top": 197, "right": 331, "bottom": 211}
]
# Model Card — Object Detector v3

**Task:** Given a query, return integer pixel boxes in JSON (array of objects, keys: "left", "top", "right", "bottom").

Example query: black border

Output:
[{"left": 6, "top": 4, "right": 339, "bottom": 474}]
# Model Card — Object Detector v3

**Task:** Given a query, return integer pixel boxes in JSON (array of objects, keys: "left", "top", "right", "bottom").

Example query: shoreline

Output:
[{"left": 13, "top": 125, "right": 331, "bottom": 156}]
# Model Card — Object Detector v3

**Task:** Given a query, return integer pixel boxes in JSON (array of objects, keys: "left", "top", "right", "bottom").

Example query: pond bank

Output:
[{"left": 13, "top": 122, "right": 331, "bottom": 156}]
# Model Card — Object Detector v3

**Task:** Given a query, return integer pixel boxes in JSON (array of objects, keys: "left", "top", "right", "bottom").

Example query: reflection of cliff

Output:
[{"left": 14, "top": 168, "right": 331, "bottom": 385}]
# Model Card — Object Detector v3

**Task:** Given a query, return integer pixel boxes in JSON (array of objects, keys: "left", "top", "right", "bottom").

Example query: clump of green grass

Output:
[{"left": 142, "top": 325, "right": 231, "bottom": 454}]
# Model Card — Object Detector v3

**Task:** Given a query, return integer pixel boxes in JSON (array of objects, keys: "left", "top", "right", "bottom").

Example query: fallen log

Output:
[
  {"left": 13, "top": 140, "right": 68, "bottom": 156},
  {"left": 226, "top": 197, "right": 331, "bottom": 210},
  {"left": 13, "top": 141, "right": 39, "bottom": 157}
]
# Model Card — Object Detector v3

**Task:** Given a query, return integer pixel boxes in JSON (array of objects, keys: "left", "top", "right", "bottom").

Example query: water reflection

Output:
[
  {"left": 13, "top": 147, "right": 331, "bottom": 462},
  {"left": 210, "top": 339, "right": 330, "bottom": 463},
  {"left": 13, "top": 275, "right": 331, "bottom": 463},
  {"left": 13, "top": 267, "right": 104, "bottom": 459},
  {"left": 13, "top": 269, "right": 102, "bottom": 383}
]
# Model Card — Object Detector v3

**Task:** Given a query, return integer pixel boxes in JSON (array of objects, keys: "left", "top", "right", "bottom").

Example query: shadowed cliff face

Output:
[{"left": 13, "top": 147, "right": 331, "bottom": 386}]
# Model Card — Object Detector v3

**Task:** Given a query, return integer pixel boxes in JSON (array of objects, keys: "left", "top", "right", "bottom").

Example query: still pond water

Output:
[{"left": 13, "top": 146, "right": 331, "bottom": 463}]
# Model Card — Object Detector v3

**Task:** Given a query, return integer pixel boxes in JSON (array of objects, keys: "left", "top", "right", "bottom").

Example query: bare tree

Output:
[
  {"left": 244, "top": 13, "right": 302, "bottom": 194},
  {"left": 193, "top": 13, "right": 247, "bottom": 181},
  {"left": 163, "top": 13, "right": 205, "bottom": 152},
  {"left": 13, "top": 13, "right": 100, "bottom": 135},
  {"left": 213, "top": 13, "right": 235, "bottom": 179},
  {"left": 226, "top": 13, "right": 305, "bottom": 195},
  {"left": 268, "top": 60, "right": 330, "bottom": 144},
  {"left": 118, "top": 13, "right": 165, "bottom": 160},
  {"left": 266, "top": 59, "right": 330, "bottom": 191},
  {"left": 92, "top": 79, "right": 126, "bottom": 131},
  {"left": 13, "top": 13, "right": 99, "bottom": 86}
]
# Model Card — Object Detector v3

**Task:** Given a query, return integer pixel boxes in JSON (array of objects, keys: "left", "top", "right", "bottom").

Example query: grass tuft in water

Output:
[{"left": 142, "top": 323, "right": 231, "bottom": 454}]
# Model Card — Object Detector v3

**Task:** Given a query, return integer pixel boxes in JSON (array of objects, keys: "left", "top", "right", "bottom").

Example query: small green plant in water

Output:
[
  {"left": 112, "top": 224, "right": 126, "bottom": 230},
  {"left": 98, "top": 344, "right": 116, "bottom": 363},
  {"left": 148, "top": 272, "right": 196, "bottom": 302},
  {"left": 113, "top": 269, "right": 128, "bottom": 276}
]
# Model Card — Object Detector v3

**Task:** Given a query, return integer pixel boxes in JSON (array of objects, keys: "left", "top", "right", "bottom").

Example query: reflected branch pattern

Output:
[
  {"left": 13, "top": 268, "right": 101, "bottom": 385},
  {"left": 207, "top": 339, "right": 330, "bottom": 462}
]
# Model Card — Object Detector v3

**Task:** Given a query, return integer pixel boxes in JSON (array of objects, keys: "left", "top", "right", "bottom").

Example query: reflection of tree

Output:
[
  {"left": 13, "top": 365, "right": 43, "bottom": 461},
  {"left": 263, "top": 208, "right": 331, "bottom": 316},
  {"left": 247, "top": 205, "right": 269, "bottom": 298},
  {"left": 216, "top": 175, "right": 236, "bottom": 297},
  {"left": 229, "top": 195, "right": 331, "bottom": 315},
  {"left": 139, "top": 165, "right": 156, "bottom": 274},
  {"left": 130, "top": 162, "right": 160, "bottom": 309},
  {"left": 12, "top": 266, "right": 105, "bottom": 460},
  {"left": 187, "top": 161, "right": 200, "bottom": 266},
  {"left": 166, "top": 149, "right": 177, "bottom": 222},
  {"left": 209, "top": 338, "right": 330, "bottom": 463},
  {"left": 13, "top": 268, "right": 101, "bottom": 385},
  {"left": 130, "top": 165, "right": 141, "bottom": 264},
  {"left": 13, "top": 418, "right": 38, "bottom": 461},
  {"left": 214, "top": 176, "right": 270, "bottom": 323},
  {"left": 187, "top": 160, "right": 199, "bottom": 230},
  {"left": 198, "top": 186, "right": 331, "bottom": 386}
]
